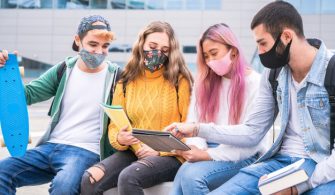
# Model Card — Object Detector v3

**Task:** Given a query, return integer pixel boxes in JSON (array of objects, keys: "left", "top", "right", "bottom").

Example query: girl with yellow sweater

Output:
[{"left": 81, "top": 21, "right": 193, "bottom": 195}]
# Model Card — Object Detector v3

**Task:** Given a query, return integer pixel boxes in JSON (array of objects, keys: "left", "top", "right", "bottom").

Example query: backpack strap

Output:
[
  {"left": 47, "top": 61, "right": 66, "bottom": 116},
  {"left": 110, "top": 66, "right": 122, "bottom": 100},
  {"left": 324, "top": 55, "right": 335, "bottom": 152},
  {"left": 269, "top": 67, "right": 282, "bottom": 113}
]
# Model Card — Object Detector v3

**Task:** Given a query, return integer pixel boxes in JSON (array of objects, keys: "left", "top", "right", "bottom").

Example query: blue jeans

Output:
[
  {"left": 208, "top": 154, "right": 335, "bottom": 195},
  {"left": 0, "top": 142, "right": 99, "bottom": 195},
  {"left": 170, "top": 155, "right": 257, "bottom": 195}
]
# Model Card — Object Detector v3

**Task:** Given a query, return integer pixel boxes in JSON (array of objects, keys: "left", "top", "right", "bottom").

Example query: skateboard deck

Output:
[{"left": 0, "top": 54, "right": 29, "bottom": 157}]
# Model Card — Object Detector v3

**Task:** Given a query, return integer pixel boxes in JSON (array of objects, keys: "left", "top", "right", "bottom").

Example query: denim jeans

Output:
[
  {"left": 81, "top": 150, "right": 181, "bottom": 195},
  {"left": 208, "top": 154, "right": 335, "bottom": 195},
  {"left": 170, "top": 155, "right": 257, "bottom": 195},
  {"left": 0, "top": 142, "right": 99, "bottom": 195}
]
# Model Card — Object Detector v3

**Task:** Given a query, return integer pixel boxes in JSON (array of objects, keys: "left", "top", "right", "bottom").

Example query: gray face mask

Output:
[{"left": 79, "top": 48, "right": 106, "bottom": 69}]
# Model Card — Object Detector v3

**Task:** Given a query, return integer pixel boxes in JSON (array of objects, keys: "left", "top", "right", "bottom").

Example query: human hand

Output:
[
  {"left": 164, "top": 122, "right": 199, "bottom": 139},
  {"left": 272, "top": 186, "right": 297, "bottom": 195},
  {"left": 0, "top": 50, "right": 18, "bottom": 67},
  {"left": 135, "top": 144, "right": 159, "bottom": 159},
  {"left": 258, "top": 175, "right": 298, "bottom": 195},
  {"left": 117, "top": 126, "right": 140, "bottom": 146},
  {"left": 175, "top": 145, "right": 211, "bottom": 162}
]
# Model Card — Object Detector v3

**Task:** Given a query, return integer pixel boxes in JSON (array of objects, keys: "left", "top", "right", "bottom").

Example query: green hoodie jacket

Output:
[{"left": 24, "top": 56, "right": 119, "bottom": 160}]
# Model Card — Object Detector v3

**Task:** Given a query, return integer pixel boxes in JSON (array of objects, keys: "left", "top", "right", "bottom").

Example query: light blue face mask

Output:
[{"left": 79, "top": 48, "right": 106, "bottom": 69}]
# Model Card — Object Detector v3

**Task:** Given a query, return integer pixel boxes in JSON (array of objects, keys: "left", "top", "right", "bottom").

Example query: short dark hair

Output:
[{"left": 251, "top": 1, "right": 304, "bottom": 39}]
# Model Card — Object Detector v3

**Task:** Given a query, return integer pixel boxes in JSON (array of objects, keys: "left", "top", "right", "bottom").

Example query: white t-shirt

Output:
[
  {"left": 279, "top": 74, "right": 309, "bottom": 158},
  {"left": 49, "top": 63, "right": 107, "bottom": 154},
  {"left": 186, "top": 70, "right": 266, "bottom": 161}
]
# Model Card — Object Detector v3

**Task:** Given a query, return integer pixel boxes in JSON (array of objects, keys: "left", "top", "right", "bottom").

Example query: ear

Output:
[
  {"left": 74, "top": 35, "right": 81, "bottom": 48},
  {"left": 281, "top": 29, "right": 293, "bottom": 44},
  {"left": 230, "top": 47, "right": 238, "bottom": 60}
]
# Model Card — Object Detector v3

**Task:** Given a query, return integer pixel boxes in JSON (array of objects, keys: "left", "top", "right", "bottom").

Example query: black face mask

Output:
[{"left": 259, "top": 34, "right": 292, "bottom": 69}]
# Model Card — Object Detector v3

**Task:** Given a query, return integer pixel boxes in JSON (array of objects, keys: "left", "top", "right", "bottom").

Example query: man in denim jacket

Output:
[
  {"left": 166, "top": 1, "right": 335, "bottom": 194},
  {"left": 0, "top": 15, "right": 119, "bottom": 194}
]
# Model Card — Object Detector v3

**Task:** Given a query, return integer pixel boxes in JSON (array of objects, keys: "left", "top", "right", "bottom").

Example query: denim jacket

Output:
[{"left": 198, "top": 40, "right": 335, "bottom": 193}]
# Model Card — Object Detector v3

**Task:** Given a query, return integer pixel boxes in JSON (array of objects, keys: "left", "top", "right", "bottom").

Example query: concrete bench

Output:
[{"left": 104, "top": 182, "right": 173, "bottom": 195}]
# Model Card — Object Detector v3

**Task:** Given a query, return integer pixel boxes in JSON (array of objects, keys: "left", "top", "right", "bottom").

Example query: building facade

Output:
[{"left": 0, "top": 0, "right": 334, "bottom": 73}]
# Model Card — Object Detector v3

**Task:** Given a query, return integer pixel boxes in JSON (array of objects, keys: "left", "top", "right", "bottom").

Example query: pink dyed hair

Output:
[{"left": 195, "top": 23, "right": 249, "bottom": 124}]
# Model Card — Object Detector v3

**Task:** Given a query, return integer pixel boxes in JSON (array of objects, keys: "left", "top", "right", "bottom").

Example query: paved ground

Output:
[{"left": 0, "top": 78, "right": 50, "bottom": 194}]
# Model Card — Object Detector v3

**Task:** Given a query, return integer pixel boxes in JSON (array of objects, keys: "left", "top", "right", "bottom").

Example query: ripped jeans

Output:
[{"left": 81, "top": 150, "right": 181, "bottom": 195}]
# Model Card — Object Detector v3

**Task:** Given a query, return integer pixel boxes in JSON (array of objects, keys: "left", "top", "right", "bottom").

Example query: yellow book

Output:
[{"left": 101, "top": 103, "right": 141, "bottom": 151}]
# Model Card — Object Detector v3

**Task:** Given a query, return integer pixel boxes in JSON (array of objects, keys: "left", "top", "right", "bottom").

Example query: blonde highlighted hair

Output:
[
  {"left": 121, "top": 21, "right": 193, "bottom": 89},
  {"left": 90, "top": 30, "right": 115, "bottom": 41}
]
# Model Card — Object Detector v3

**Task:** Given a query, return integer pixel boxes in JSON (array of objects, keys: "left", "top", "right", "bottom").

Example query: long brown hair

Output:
[{"left": 121, "top": 21, "right": 193, "bottom": 89}]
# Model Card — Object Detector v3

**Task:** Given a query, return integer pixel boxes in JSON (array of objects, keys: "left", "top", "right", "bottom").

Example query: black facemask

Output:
[{"left": 259, "top": 34, "right": 292, "bottom": 69}]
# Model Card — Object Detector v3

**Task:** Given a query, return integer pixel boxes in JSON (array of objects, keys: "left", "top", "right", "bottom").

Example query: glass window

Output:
[
  {"left": 17, "top": 0, "right": 38, "bottom": 8},
  {"left": 166, "top": 0, "right": 182, "bottom": 10},
  {"left": 40, "top": 0, "right": 53, "bottom": 8},
  {"left": 66, "top": 0, "right": 89, "bottom": 9},
  {"left": 186, "top": 0, "right": 202, "bottom": 10},
  {"left": 321, "top": 0, "right": 335, "bottom": 13},
  {"left": 127, "top": 0, "right": 144, "bottom": 9},
  {"left": 183, "top": 46, "right": 197, "bottom": 53},
  {"left": 300, "top": 0, "right": 320, "bottom": 14},
  {"left": 205, "top": 0, "right": 221, "bottom": 10},
  {"left": 56, "top": 0, "right": 68, "bottom": 8},
  {"left": 90, "top": 0, "right": 107, "bottom": 8},
  {"left": 111, "top": 0, "right": 125, "bottom": 9},
  {"left": 147, "top": 0, "right": 163, "bottom": 10},
  {"left": 109, "top": 44, "right": 132, "bottom": 53},
  {"left": 1, "top": 0, "right": 17, "bottom": 8}
]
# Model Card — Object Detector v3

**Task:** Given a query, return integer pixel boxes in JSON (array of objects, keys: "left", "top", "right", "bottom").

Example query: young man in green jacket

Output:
[{"left": 0, "top": 15, "right": 119, "bottom": 195}]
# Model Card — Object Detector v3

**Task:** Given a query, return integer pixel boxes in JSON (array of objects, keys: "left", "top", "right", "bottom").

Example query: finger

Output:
[
  {"left": 130, "top": 138, "right": 140, "bottom": 144},
  {"left": 120, "top": 125, "right": 129, "bottom": 132},
  {"left": 175, "top": 150, "right": 184, "bottom": 156},
  {"left": 136, "top": 150, "right": 146, "bottom": 158},
  {"left": 189, "top": 145, "right": 198, "bottom": 150},
  {"left": 2, "top": 50, "right": 9, "bottom": 61},
  {"left": 13, "top": 50, "right": 19, "bottom": 56},
  {"left": 164, "top": 123, "right": 177, "bottom": 132},
  {"left": 174, "top": 132, "right": 185, "bottom": 139},
  {"left": 135, "top": 149, "right": 142, "bottom": 157},
  {"left": 259, "top": 174, "right": 268, "bottom": 184}
]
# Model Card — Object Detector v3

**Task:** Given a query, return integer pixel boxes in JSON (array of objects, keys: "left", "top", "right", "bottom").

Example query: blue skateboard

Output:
[{"left": 0, "top": 54, "right": 29, "bottom": 157}]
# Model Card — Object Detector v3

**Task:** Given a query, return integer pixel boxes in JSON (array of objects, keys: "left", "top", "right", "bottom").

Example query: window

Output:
[
  {"left": 127, "top": 0, "right": 144, "bottom": 9},
  {"left": 111, "top": 0, "right": 126, "bottom": 9},
  {"left": 183, "top": 46, "right": 197, "bottom": 53},
  {"left": 204, "top": 0, "right": 221, "bottom": 10},
  {"left": 147, "top": 0, "right": 163, "bottom": 10},
  {"left": 321, "top": 0, "right": 335, "bottom": 14},
  {"left": 300, "top": 0, "right": 320, "bottom": 14},
  {"left": 109, "top": 44, "right": 132, "bottom": 53},
  {"left": 1, "top": 0, "right": 17, "bottom": 8},
  {"left": 91, "top": 0, "right": 107, "bottom": 9},
  {"left": 186, "top": 0, "right": 202, "bottom": 10},
  {"left": 166, "top": 0, "right": 182, "bottom": 10},
  {"left": 64, "top": 0, "right": 89, "bottom": 9}
]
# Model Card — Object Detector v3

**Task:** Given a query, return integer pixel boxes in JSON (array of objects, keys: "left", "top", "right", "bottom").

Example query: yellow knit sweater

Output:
[{"left": 108, "top": 68, "right": 191, "bottom": 161}]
